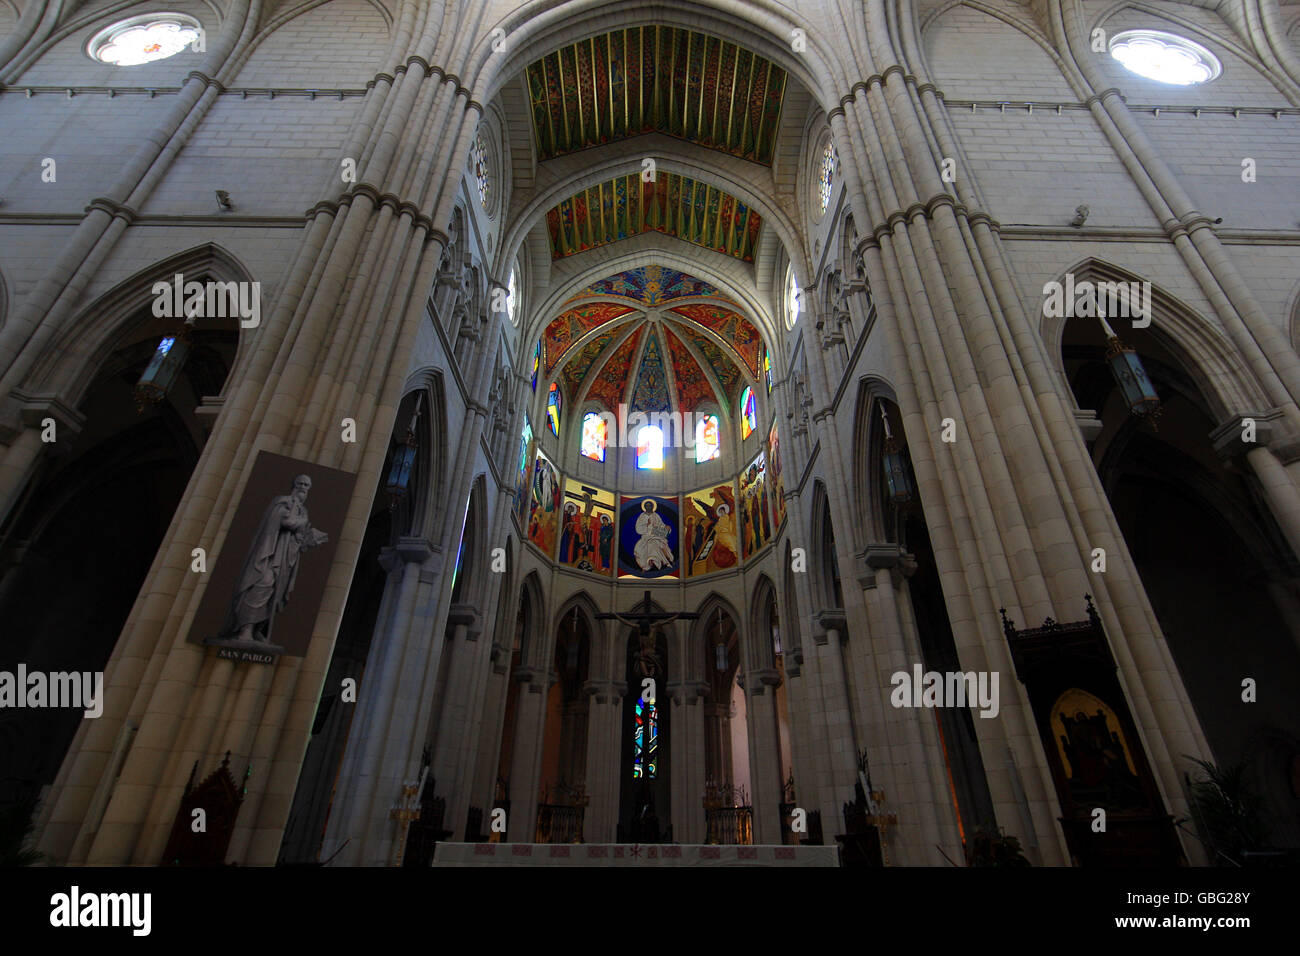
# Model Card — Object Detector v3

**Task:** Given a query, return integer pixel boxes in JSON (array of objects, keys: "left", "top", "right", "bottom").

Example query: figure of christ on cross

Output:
[
  {"left": 595, "top": 591, "right": 700, "bottom": 679},
  {"left": 561, "top": 483, "right": 616, "bottom": 572}
]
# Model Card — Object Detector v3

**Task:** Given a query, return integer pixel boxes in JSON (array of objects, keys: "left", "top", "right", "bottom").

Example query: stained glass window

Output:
[
  {"left": 632, "top": 693, "right": 658, "bottom": 779},
  {"left": 518, "top": 418, "right": 533, "bottom": 473},
  {"left": 531, "top": 341, "right": 540, "bottom": 391},
  {"left": 740, "top": 387, "right": 757, "bottom": 440},
  {"left": 636, "top": 425, "right": 664, "bottom": 470},
  {"left": 89, "top": 16, "right": 200, "bottom": 66},
  {"left": 785, "top": 268, "right": 801, "bottom": 329},
  {"left": 819, "top": 140, "right": 838, "bottom": 214},
  {"left": 546, "top": 382, "right": 562, "bottom": 436},
  {"left": 695, "top": 414, "right": 720, "bottom": 463},
  {"left": 507, "top": 267, "right": 519, "bottom": 325},
  {"left": 1109, "top": 31, "right": 1220, "bottom": 86},
  {"left": 763, "top": 348, "right": 772, "bottom": 394},
  {"left": 471, "top": 133, "right": 490, "bottom": 207},
  {"left": 581, "top": 411, "right": 607, "bottom": 461}
]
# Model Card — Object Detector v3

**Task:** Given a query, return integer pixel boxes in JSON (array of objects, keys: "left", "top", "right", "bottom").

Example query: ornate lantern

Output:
[
  {"left": 385, "top": 393, "right": 423, "bottom": 504},
  {"left": 880, "top": 406, "right": 914, "bottom": 506},
  {"left": 133, "top": 326, "right": 192, "bottom": 411},
  {"left": 1100, "top": 315, "right": 1161, "bottom": 424}
]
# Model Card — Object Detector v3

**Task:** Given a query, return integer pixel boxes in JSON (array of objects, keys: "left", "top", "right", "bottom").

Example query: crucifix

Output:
[{"left": 596, "top": 591, "right": 700, "bottom": 679}]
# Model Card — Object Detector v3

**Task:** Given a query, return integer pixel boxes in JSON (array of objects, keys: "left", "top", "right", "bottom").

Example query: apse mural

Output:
[
  {"left": 560, "top": 327, "right": 624, "bottom": 397},
  {"left": 666, "top": 320, "right": 742, "bottom": 400},
  {"left": 619, "top": 495, "right": 679, "bottom": 579},
  {"left": 683, "top": 483, "right": 740, "bottom": 577},
  {"left": 663, "top": 326, "right": 713, "bottom": 411},
  {"left": 526, "top": 451, "right": 562, "bottom": 557},
  {"left": 570, "top": 266, "right": 732, "bottom": 306},
  {"left": 543, "top": 303, "right": 635, "bottom": 373},
  {"left": 559, "top": 479, "right": 616, "bottom": 576},
  {"left": 514, "top": 416, "right": 534, "bottom": 526},
  {"left": 739, "top": 452, "right": 772, "bottom": 557},
  {"left": 669, "top": 303, "right": 764, "bottom": 378},
  {"left": 630, "top": 330, "right": 670, "bottom": 414},
  {"left": 587, "top": 327, "right": 642, "bottom": 409},
  {"left": 768, "top": 420, "right": 787, "bottom": 531}
]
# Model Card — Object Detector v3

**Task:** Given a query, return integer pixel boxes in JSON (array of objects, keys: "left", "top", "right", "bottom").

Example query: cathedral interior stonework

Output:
[{"left": 2, "top": 0, "right": 1299, "bottom": 893}]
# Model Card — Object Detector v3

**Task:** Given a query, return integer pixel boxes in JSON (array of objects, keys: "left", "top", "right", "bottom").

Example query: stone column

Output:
[
  {"left": 811, "top": 610, "right": 858, "bottom": 830},
  {"left": 746, "top": 668, "right": 784, "bottom": 845},
  {"left": 505, "top": 666, "right": 549, "bottom": 843},
  {"left": 316, "top": 538, "right": 438, "bottom": 865},
  {"left": 675, "top": 680, "right": 708, "bottom": 844},
  {"left": 581, "top": 679, "right": 623, "bottom": 843}
]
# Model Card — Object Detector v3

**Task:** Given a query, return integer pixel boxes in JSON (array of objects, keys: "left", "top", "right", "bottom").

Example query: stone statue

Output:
[{"left": 218, "top": 474, "right": 328, "bottom": 648}]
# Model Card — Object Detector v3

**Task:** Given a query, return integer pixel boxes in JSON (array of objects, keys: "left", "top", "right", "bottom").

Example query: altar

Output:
[{"left": 431, "top": 842, "right": 841, "bottom": 867}]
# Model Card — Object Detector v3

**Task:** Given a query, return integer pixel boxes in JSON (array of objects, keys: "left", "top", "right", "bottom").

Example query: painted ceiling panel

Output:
[
  {"left": 527, "top": 26, "right": 787, "bottom": 165},
  {"left": 587, "top": 326, "right": 643, "bottom": 409},
  {"left": 545, "top": 173, "right": 762, "bottom": 261},
  {"left": 669, "top": 303, "right": 763, "bottom": 379},
  {"left": 542, "top": 302, "right": 635, "bottom": 373},
  {"left": 663, "top": 326, "right": 713, "bottom": 412},
  {"left": 569, "top": 266, "right": 733, "bottom": 306},
  {"left": 630, "top": 329, "right": 670, "bottom": 413},
  {"left": 559, "top": 325, "right": 626, "bottom": 396},
  {"left": 665, "top": 319, "right": 744, "bottom": 403}
]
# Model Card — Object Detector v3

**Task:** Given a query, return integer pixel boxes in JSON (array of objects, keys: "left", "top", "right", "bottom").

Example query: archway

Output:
[
  {"left": 1062, "top": 307, "right": 1300, "bottom": 854},
  {"left": 617, "top": 617, "right": 672, "bottom": 843},
  {"left": 0, "top": 286, "right": 237, "bottom": 826},
  {"left": 536, "top": 605, "right": 592, "bottom": 842},
  {"left": 699, "top": 605, "right": 751, "bottom": 844}
]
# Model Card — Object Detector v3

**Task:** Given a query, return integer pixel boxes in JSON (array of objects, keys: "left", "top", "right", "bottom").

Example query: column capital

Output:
[
  {"left": 668, "top": 679, "right": 709, "bottom": 704},
  {"left": 751, "top": 667, "right": 782, "bottom": 691},
  {"left": 447, "top": 603, "right": 480, "bottom": 634},
  {"left": 378, "top": 536, "right": 438, "bottom": 573},
  {"left": 7, "top": 388, "right": 86, "bottom": 444},
  {"left": 857, "top": 545, "right": 916, "bottom": 588},
  {"left": 582, "top": 679, "right": 623, "bottom": 704},
  {"left": 811, "top": 609, "right": 846, "bottom": 644},
  {"left": 514, "top": 665, "right": 553, "bottom": 692},
  {"left": 1211, "top": 409, "right": 1300, "bottom": 464}
]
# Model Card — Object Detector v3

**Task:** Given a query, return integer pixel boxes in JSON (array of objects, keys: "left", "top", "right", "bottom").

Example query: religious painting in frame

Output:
[
  {"left": 739, "top": 451, "right": 772, "bottom": 558},
  {"left": 682, "top": 483, "right": 740, "bottom": 577},
  {"left": 558, "top": 478, "right": 616, "bottom": 576},
  {"left": 188, "top": 451, "right": 356, "bottom": 660},
  {"left": 768, "top": 419, "right": 787, "bottom": 532},
  {"left": 526, "top": 450, "right": 562, "bottom": 558},
  {"left": 618, "top": 494, "right": 679, "bottom": 579}
]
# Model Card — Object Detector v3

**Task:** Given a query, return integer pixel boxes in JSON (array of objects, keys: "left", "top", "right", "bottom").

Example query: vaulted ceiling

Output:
[
  {"left": 526, "top": 26, "right": 788, "bottom": 165},
  {"left": 543, "top": 269, "right": 767, "bottom": 416},
  {"left": 545, "top": 172, "right": 763, "bottom": 261}
]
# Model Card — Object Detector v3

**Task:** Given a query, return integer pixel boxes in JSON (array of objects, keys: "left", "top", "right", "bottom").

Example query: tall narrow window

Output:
[
  {"left": 471, "top": 133, "right": 490, "bottom": 208},
  {"left": 531, "top": 341, "right": 540, "bottom": 391},
  {"left": 581, "top": 411, "right": 608, "bottom": 461},
  {"left": 763, "top": 348, "right": 772, "bottom": 394},
  {"left": 633, "top": 693, "right": 659, "bottom": 779},
  {"left": 695, "top": 414, "right": 720, "bottom": 463},
  {"left": 819, "top": 141, "right": 838, "bottom": 214},
  {"left": 636, "top": 425, "right": 665, "bottom": 470},
  {"left": 785, "top": 268, "right": 801, "bottom": 329},
  {"left": 740, "top": 386, "right": 757, "bottom": 440},
  {"left": 507, "top": 267, "right": 519, "bottom": 325},
  {"left": 546, "top": 383, "right": 562, "bottom": 436}
]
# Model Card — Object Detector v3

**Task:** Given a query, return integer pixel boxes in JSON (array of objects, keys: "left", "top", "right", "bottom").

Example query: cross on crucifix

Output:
[{"left": 596, "top": 591, "right": 700, "bottom": 679}]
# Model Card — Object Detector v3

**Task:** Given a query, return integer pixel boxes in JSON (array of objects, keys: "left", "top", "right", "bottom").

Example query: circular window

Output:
[
  {"left": 88, "top": 14, "right": 201, "bottom": 66},
  {"left": 818, "top": 140, "right": 838, "bottom": 215},
  {"left": 784, "top": 266, "right": 802, "bottom": 330},
  {"left": 1108, "top": 30, "right": 1221, "bottom": 86}
]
